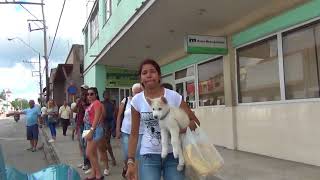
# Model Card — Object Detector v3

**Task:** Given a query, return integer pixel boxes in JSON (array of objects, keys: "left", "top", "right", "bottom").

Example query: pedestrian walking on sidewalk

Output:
[
  {"left": 70, "top": 102, "right": 77, "bottom": 141},
  {"left": 75, "top": 85, "right": 91, "bottom": 172},
  {"left": 126, "top": 59, "right": 200, "bottom": 180},
  {"left": 101, "top": 91, "right": 117, "bottom": 165},
  {"left": 6, "top": 100, "right": 41, "bottom": 152},
  {"left": 116, "top": 83, "right": 143, "bottom": 178},
  {"left": 59, "top": 100, "right": 72, "bottom": 136},
  {"left": 84, "top": 87, "right": 105, "bottom": 180},
  {"left": 47, "top": 99, "right": 58, "bottom": 143}
]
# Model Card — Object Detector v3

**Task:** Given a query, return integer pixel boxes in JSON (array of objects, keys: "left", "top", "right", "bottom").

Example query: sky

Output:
[{"left": 0, "top": 0, "right": 94, "bottom": 102}]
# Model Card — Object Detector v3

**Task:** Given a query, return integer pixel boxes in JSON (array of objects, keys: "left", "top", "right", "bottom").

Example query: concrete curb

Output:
[{"left": 41, "top": 127, "right": 61, "bottom": 164}]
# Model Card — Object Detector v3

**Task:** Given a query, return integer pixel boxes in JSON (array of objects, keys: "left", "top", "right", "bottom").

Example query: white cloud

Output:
[
  {"left": 0, "top": 63, "right": 40, "bottom": 101},
  {"left": 0, "top": 0, "right": 90, "bottom": 102}
]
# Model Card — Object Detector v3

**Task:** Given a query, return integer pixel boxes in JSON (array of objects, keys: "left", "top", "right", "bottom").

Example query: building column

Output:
[{"left": 222, "top": 36, "right": 238, "bottom": 149}]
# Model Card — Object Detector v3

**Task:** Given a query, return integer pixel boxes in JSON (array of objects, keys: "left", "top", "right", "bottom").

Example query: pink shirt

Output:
[{"left": 88, "top": 100, "right": 102, "bottom": 124}]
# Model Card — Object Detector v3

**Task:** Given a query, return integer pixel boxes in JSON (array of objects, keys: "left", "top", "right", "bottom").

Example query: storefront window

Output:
[
  {"left": 90, "top": 6, "right": 99, "bottom": 44},
  {"left": 175, "top": 66, "right": 194, "bottom": 79},
  {"left": 161, "top": 74, "right": 174, "bottom": 90},
  {"left": 198, "top": 57, "right": 224, "bottom": 106},
  {"left": 283, "top": 23, "right": 320, "bottom": 99},
  {"left": 237, "top": 36, "right": 281, "bottom": 103}
]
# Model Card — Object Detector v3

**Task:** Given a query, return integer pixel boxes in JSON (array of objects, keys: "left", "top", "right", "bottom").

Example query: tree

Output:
[
  {"left": 11, "top": 98, "right": 29, "bottom": 110},
  {"left": 0, "top": 89, "right": 6, "bottom": 100}
]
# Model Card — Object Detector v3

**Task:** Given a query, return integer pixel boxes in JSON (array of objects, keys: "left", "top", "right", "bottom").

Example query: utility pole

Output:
[
  {"left": 8, "top": 37, "right": 43, "bottom": 106},
  {"left": 2, "top": 0, "right": 48, "bottom": 103},
  {"left": 22, "top": 54, "right": 42, "bottom": 106},
  {"left": 41, "top": 0, "right": 49, "bottom": 102}
]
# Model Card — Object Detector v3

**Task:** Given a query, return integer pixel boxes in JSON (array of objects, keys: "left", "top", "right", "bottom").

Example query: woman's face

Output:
[
  {"left": 87, "top": 90, "right": 96, "bottom": 102},
  {"left": 48, "top": 100, "right": 53, "bottom": 107},
  {"left": 140, "top": 64, "right": 160, "bottom": 89}
]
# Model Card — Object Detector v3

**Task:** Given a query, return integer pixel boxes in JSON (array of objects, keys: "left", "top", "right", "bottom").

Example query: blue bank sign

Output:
[{"left": 185, "top": 35, "right": 227, "bottom": 55}]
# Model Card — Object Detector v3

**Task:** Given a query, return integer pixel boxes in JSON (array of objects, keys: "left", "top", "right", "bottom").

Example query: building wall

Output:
[
  {"left": 235, "top": 102, "right": 320, "bottom": 166},
  {"left": 84, "top": 64, "right": 106, "bottom": 99},
  {"left": 229, "top": 0, "right": 320, "bottom": 166},
  {"left": 68, "top": 45, "right": 84, "bottom": 101},
  {"left": 159, "top": 0, "right": 320, "bottom": 166},
  {"left": 84, "top": 0, "right": 148, "bottom": 70},
  {"left": 53, "top": 81, "right": 65, "bottom": 107}
]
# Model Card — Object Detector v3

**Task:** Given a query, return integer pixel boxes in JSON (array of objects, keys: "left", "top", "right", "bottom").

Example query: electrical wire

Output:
[
  {"left": 48, "top": 0, "right": 67, "bottom": 59},
  {"left": 19, "top": 4, "right": 43, "bottom": 29}
]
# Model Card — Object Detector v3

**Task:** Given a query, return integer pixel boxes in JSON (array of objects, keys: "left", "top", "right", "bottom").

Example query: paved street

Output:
[
  {"left": 0, "top": 116, "right": 48, "bottom": 173},
  {"left": 41, "top": 124, "right": 320, "bottom": 180}
]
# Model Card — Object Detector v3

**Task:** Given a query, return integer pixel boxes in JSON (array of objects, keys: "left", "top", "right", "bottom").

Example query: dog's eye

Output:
[
  {"left": 158, "top": 108, "right": 162, "bottom": 110},
  {"left": 152, "top": 108, "right": 155, "bottom": 111}
]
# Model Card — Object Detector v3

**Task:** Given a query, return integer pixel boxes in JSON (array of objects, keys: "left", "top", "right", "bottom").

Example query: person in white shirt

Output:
[
  {"left": 59, "top": 100, "right": 72, "bottom": 136},
  {"left": 116, "top": 83, "right": 143, "bottom": 178},
  {"left": 126, "top": 59, "right": 200, "bottom": 180}
]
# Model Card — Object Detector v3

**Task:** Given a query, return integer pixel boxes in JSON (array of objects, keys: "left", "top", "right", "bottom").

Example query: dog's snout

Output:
[{"left": 154, "top": 115, "right": 158, "bottom": 119}]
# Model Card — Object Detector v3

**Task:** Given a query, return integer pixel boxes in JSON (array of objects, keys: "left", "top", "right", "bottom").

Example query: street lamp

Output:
[
  {"left": 8, "top": 37, "right": 39, "bottom": 55},
  {"left": 8, "top": 37, "right": 43, "bottom": 106}
]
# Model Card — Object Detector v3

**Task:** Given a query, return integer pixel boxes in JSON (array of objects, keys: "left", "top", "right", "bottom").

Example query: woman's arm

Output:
[
  {"left": 180, "top": 100, "right": 200, "bottom": 133},
  {"left": 127, "top": 106, "right": 140, "bottom": 160},
  {"left": 116, "top": 101, "right": 125, "bottom": 139}
]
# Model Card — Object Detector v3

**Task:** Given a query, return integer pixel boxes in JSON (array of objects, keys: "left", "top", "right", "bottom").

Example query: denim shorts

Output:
[
  {"left": 84, "top": 122, "right": 104, "bottom": 142},
  {"left": 121, "top": 132, "right": 142, "bottom": 160},
  {"left": 139, "top": 153, "right": 185, "bottom": 180},
  {"left": 26, "top": 124, "right": 39, "bottom": 140}
]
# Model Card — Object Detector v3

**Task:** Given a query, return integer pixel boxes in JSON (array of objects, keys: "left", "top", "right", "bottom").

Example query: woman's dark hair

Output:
[
  {"left": 88, "top": 87, "right": 100, "bottom": 101},
  {"left": 138, "top": 59, "right": 161, "bottom": 87},
  {"left": 138, "top": 59, "right": 161, "bottom": 77}
]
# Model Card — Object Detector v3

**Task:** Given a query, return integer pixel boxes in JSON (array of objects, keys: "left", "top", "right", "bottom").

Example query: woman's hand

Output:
[
  {"left": 116, "top": 128, "right": 121, "bottom": 139},
  {"left": 85, "top": 130, "right": 93, "bottom": 141},
  {"left": 126, "top": 163, "right": 137, "bottom": 180}
]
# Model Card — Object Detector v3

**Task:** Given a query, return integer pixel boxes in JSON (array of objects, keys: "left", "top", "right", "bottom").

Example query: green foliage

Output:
[{"left": 11, "top": 98, "right": 29, "bottom": 110}]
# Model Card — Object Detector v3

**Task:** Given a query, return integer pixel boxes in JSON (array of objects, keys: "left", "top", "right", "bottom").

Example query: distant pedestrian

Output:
[
  {"left": 59, "top": 100, "right": 72, "bottom": 136},
  {"left": 101, "top": 91, "right": 117, "bottom": 166},
  {"left": 116, "top": 83, "right": 143, "bottom": 178},
  {"left": 47, "top": 99, "right": 58, "bottom": 143},
  {"left": 84, "top": 87, "right": 105, "bottom": 180},
  {"left": 7, "top": 100, "right": 41, "bottom": 152},
  {"left": 71, "top": 102, "right": 77, "bottom": 140}
]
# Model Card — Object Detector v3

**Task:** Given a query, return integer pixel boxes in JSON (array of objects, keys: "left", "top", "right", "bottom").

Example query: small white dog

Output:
[{"left": 147, "top": 96, "right": 190, "bottom": 171}]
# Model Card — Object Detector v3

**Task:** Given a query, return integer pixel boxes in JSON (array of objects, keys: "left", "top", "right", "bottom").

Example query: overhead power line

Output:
[
  {"left": 19, "top": 4, "right": 42, "bottom": 29},
  {"left": 48, "top": 0, "right": 67, "bottom": 59}
]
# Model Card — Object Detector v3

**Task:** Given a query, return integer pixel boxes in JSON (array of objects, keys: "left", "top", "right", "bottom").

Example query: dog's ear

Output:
[
  {"left": 161, "top": 96, "right": 168, "bottom": 104},
  {"left": 146, "top": 97, "right": 152, "bottom": 106}
]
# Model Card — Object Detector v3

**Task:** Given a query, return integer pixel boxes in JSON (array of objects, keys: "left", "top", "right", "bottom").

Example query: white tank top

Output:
[
  {"left": 131, "top": 88, "right": 182, "bottom": 155},
  {"left": 121, "top": 98, "right": 144, "bottom": 134}
]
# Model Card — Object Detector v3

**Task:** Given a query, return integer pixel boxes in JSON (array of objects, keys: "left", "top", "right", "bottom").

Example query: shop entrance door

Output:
[{"left": 119, "top": 88, "right": 131, "bottom": 102}]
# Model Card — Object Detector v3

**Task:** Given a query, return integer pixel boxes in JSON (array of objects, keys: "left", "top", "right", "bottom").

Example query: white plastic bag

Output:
[
  {"left": 182, "top": 124, "right": 224, "bottom": 180},
  {"left": 82, "top": 130, "right": 90, "bottom": 138}
]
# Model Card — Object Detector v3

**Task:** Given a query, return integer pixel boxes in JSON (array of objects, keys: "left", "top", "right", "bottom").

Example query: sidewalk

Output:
[
  {"left": 42, "top": 126, "right": 320, "bottom": 180},
  {"left": 42, "top": 126, "right": 123, "bottom": 179}
]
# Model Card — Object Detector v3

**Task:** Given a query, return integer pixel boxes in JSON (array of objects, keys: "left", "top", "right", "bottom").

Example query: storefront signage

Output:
[
  {"left": 106, "top": 67, "right": 138, "bottom": 87},
  {"left": 185, "top": 35, "right": 227, "bottom": 54}
]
